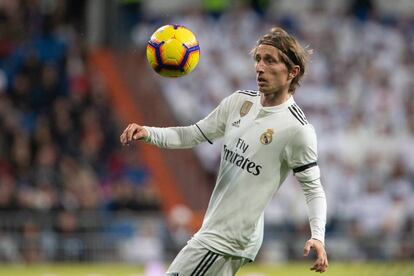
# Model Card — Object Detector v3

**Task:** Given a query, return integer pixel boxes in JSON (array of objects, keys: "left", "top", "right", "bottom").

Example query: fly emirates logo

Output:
[{"left": 223, "top": 138, "right": 262, "bottom": 176}]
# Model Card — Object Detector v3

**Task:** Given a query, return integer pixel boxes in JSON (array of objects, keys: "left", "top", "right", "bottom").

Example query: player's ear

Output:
[{"left": 289, "top": 65, "right": 300, "bottom": 80}]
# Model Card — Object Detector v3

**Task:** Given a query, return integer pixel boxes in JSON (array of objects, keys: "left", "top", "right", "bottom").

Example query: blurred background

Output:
[{"left": 0, "top": 0, "right": 414, "bottom": 274}]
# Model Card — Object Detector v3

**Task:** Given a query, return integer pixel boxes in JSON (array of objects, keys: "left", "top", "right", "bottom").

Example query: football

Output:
[{"left": 146, "top": 24, "right": 200, "bottom": 77}]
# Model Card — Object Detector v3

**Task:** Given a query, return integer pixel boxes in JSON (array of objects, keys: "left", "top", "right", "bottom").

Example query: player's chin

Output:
[
  {"left": 258, "top": 87, "right": 275, "bottom": 95},
  {"left": 257, "top": 84, "right": 269, "bottom": 93}
]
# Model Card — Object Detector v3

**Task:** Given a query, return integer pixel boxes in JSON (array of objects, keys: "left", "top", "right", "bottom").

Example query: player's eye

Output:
[{"left": 265, "top": 57, "right": 275, "bottom": 64}]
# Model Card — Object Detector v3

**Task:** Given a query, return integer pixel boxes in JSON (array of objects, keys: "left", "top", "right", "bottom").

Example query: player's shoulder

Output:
[
  {"left": 235, "top": 89, "right": 260, "bottom": 97},
  {"left": 225, "top": 90, "right": 259, "bottom": 105},
  {"left": 286, "top": 101, "right": 311, "bottom": 127},
  {"left": 285, "top": 102, "right": 317, "bottom": 140}
]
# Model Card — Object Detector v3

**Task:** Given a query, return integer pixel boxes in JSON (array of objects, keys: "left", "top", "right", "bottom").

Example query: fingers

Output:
[
  {"left": 310, "top": 258, "right": 327, "bottom": 272},
  {"left": 120, "top": 124, "right": 132, "bottom": 145},
  {"left": 304, "top": 239, "right": 328, "bottom": 273},
  {"left": 120, "top": 123, "right": 145, "bottom": 146},
  {"left": 127, "top": 124, "right": 136, "bottom": 142},
  {"left": 303, "top": 240, "right": 312, "bottom": 256},
  {"left": 310, "top": 255, "right": 328, "bottom": 273},
  {"left": 132, "top": 131, "right": 140, "bottom": 140}
]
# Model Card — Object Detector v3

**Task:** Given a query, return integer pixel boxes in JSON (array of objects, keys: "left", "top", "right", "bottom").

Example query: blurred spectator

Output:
[
  {"left": 21, "top": 221, "right": 43, "bottom": 263},
  {"left": 167, "top": 204, "right": 193, "bottom": 250},
  {"left": 119, "top": 221, "right": 163, "bottom": 264},
  {"left": 0, "top": 174, "right": 18, "bottom": 211},
  {"left": 348, "top": 0, "right": 377, "bottom": 22},
  {"left": 0, "top": 231, "right": 20, "bottom": 262},
  {"left": 54, "top": 211, "right": 83, "bottom": 261}
]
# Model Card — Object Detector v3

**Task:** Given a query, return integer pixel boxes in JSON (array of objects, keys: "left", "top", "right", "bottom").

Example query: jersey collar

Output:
[{"left": 258, "top": 95, "right": 295, "bottom": 113}]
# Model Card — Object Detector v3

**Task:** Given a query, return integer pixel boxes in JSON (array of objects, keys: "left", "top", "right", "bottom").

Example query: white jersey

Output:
[{"left": 145, "top": 90, "right": 326, "bottom": 260}]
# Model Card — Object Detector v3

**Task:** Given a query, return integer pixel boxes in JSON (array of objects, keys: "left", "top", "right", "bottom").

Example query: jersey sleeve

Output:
[
  {"left": 285, "top": 125, "right": 319, "bottom": 182},
  {"left": 194, "top": 92, "right": 234, "bottom": 141},
  {"left": 143, "top": 93, "right": 234, "bottom": 149},
  {"left": 284, "top": 125, "right": 327, "bottom": 244}
]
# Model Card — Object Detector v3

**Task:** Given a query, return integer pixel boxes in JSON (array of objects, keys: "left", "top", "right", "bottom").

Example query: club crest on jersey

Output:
[
  {"left": 260, "top": 129, "right": 274, "bottom": 145},
  {"left": 240, "top": 101, "right": 253, "bottom": 117}
]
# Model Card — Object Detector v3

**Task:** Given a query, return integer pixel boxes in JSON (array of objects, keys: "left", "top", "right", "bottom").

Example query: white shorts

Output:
[{"left": 166, "top": 240, "right": 249, "bottom": 276}]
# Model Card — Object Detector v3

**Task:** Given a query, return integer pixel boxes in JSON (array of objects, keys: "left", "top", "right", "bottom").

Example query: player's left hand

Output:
[{"left": 303, "top": 238, "right": 328, "bottom": 273}]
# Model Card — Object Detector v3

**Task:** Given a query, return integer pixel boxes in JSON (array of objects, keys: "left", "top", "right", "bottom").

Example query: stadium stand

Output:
[{"left": 0, "top": 0, "right": 162, "bottom": 263}]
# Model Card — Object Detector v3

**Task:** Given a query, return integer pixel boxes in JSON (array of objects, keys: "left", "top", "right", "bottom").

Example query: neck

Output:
[{"left": 260, "top": 90, "right": 291, "bottom": 107}]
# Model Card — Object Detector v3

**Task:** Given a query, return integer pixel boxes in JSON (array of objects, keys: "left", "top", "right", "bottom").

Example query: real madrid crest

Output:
[
  {"left": 260, "top": 129, "right": 274, "bottom": 145},
  {"left": 240, "top": 101, "right": 253, "bottom": 117}
]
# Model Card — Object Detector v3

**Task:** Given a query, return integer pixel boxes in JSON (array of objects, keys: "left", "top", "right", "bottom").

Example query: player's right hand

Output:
[{"left": 120, "top": 123, "right": 148, "bottom": 146}]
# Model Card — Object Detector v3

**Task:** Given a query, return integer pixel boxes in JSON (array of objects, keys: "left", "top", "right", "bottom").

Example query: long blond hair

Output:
[{"left": 252, "top": 27, "right": 311, "bottom": 94}]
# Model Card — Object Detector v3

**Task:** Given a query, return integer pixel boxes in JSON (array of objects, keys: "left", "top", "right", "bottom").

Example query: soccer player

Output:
[{"left": 120, "top": 27, "right": 328, "bottom": 275}]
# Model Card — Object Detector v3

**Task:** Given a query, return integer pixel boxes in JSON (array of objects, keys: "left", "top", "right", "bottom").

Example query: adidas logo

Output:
[{"left": 232, "top": 119, "right": 241, "bottom": 127}]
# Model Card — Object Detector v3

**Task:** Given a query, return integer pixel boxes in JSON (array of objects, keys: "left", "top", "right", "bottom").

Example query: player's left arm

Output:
[{"left": 285, "top": 124, "right": 328, "bottom": 273}]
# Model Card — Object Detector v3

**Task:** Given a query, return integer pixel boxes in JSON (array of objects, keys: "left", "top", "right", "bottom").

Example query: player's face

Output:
[{"left": 254, "top": 44, "right": 290, "bottom": 95}]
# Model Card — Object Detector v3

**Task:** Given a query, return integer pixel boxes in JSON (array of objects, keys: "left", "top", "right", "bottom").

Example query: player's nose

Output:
[{"left": 256, "top": 60, "right": 265, "bottom": 74}]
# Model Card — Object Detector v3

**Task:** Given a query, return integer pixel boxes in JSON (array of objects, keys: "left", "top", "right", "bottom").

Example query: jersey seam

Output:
[{"left": 195, "top": 124, "right": 213, "bottom": 144}]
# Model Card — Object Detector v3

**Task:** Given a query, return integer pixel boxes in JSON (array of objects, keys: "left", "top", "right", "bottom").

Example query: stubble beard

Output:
[{"left": 259, "top": 85, "right": 291, "bottom": 106}]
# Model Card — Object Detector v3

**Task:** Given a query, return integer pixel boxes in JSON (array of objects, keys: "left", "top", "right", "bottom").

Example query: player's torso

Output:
[
  {"left": 220, "top": 91, "right": 295, "bottom": 178},
  {"left": 197, "top": 91, "right": 303, "bottom": 256}
]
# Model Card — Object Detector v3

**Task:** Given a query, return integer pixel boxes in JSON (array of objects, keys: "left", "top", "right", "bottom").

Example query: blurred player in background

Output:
[{"left": 121, "top": 27, "right": 328, "bottom": 275}]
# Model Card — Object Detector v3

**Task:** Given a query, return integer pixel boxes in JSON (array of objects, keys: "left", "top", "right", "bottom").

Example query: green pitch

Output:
[
  {"left": 240, "top": 262, "right": 414, "bottom": 276},
  {"left": 0, "top": 262, "right": 413, "bottom": 276}
]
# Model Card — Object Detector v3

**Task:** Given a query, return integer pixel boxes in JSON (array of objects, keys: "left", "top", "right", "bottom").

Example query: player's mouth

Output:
[{"left": 257, "top": 77, "right": 266, "bottom": 85}]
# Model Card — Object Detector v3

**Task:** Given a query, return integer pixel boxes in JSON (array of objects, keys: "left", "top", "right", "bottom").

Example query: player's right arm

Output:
[
  {"left": 120, "top": 123, "right": 208, "bottom": 149},
  {"left": 120, "top": 93, "right": 234, "bottom": 149}
]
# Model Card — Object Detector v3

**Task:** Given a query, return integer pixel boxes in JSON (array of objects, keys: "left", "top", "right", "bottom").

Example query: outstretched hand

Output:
[
  {"left": 304, "top": 238, "right": 328, "bottom": 273},
  {"left": 120, "top": 123, "right": 148, "bottom": 146}
]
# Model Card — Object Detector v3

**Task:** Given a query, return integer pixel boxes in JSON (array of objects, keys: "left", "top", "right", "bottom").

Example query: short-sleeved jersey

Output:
[{"left": 145, "top": 90, "right": 325, "bottom": 260}]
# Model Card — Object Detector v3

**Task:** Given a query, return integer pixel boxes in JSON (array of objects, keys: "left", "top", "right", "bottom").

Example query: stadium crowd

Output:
[
  {"left": 0, "top": 0, "right": 160, "bottom": 263},
  {"left": 133, "top": 0, "right": 414, "bottom": 261}
]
